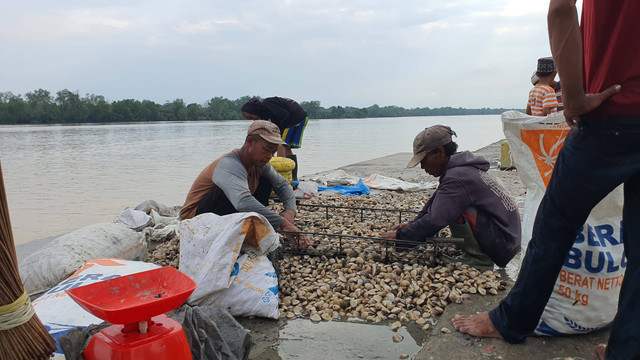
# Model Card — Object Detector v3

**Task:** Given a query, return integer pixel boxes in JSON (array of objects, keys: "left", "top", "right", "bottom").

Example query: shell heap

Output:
[{"left": 147, "top": 190, "right": 508, "bottom": 327}]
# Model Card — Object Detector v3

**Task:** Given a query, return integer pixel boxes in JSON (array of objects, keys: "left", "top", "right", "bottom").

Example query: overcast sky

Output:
[{"left": 0, "top": 0, "right": 579, "bottom": 110}]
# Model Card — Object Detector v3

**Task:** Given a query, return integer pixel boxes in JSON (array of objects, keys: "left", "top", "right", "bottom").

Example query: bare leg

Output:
[
  {"left": 451, "top": 312, "right": 503, "bottom": 339},
  {"left": 595, "top": 344, "right": 606, "bottom": 360}
]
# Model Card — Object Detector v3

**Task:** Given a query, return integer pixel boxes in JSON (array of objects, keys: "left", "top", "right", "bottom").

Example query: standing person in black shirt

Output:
[{"left": 241, "top": 97, "right": 309, "bottom": 181}]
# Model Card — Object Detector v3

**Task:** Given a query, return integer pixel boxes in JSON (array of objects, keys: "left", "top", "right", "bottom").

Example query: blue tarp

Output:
[{"left": 317, "top": 179, "right": 370, "bottom": 196}]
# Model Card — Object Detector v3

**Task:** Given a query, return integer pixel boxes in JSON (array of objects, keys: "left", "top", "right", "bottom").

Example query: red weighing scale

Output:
[{"left": 66, "top": 266, "right": 197, "bottom": 360}]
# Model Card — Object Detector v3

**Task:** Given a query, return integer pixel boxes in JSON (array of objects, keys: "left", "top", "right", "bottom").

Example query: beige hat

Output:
[
  {"left": 247, "top": 120, "right": 286, "bottom": 145},
  {"left": 407, "top": 125, "right": 457, "bottom": 168}
]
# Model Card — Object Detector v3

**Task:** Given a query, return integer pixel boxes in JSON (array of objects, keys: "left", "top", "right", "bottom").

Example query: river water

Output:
[{"left": 0, "top": 115, "right": 504, "bottom": 245}]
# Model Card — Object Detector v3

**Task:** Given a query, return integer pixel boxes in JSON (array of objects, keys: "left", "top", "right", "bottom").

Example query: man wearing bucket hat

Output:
[
  {"left": 180, "top": 120, "right": 311, "bottom": 246},
  {"left": 381, "top": 125, "right": 521, "bottom": 268},
  {"left": 526, "top": 57, "right": 560, "bottom": 116}
]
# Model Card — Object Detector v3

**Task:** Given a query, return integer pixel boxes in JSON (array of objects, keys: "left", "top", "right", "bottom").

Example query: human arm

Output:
[
  {"left": 396, "top": 180, "right": 471, "bottom": 241},
  {"left": 547, "top": 0, "right": 620, "bottom": 127},
  {"left": 262, "top": 164, "right": 312, "bottom": 246},
  {"left": 526, "top": 105, "right": 532, "bottom": 116},
  {"left": 280, "top": 209, "right": 296, "bottom": 224},
  {"left": 263, "top": 164, "right": 296, "bottom": 212}
]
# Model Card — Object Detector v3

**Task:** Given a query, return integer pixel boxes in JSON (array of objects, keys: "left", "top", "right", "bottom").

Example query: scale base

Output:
[{"left": 83, "top": 314, "right": 192, "bottom": 360}]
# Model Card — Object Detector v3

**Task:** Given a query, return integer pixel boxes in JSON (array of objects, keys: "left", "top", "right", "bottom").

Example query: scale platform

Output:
[{"left": 66, "top": 266, "right": 197, "bottom": 360}]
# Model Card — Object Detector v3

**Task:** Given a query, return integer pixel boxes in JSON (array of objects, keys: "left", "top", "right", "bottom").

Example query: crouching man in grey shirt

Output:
[{"left": 180, "top": 120, "right": 312, "bottom": 247}]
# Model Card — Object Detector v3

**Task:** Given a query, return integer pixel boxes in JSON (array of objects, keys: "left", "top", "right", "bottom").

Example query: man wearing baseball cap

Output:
[
  {"left": 382, "top": 125, "right": 521, "bottom": 267},
  {"left": 180, "top": 120, "right": 311, "bottom": 246}
]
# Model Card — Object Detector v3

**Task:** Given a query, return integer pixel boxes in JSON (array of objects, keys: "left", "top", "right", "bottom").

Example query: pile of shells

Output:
[
  {"left": 273, "top": 191, "right": 460, "bottom": 264},
  {"left": 145, "top": 190, "right": 509, "bottom": 327},
  {"left": 279, "top": 254, "right": 507, "bottom": 327},
  {"left": 148, "top": 238, "right": 180, "bottom": 268}
]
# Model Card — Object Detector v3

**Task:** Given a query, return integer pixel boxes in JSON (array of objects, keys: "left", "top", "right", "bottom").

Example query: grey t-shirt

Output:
[{"left": 212, "top": 152, "right": 296, "bottom": 229}]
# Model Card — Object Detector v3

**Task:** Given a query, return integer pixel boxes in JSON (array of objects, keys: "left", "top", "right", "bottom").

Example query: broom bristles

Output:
[{"left": 0, "top": 161, "right": 57, "bottom": 360}]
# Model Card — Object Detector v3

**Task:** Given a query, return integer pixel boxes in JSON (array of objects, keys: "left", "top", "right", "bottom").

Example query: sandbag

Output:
[
  {"left": 179, "top": 212, "right": 280, "bottom": 318},
  {"left": 32, "top": 258, "right": 160, "bottom": 357},
  {"left": 502, "top": 111, "right": 625, "bottom": 335},
  {"left": 19, "top": 222, "right": 147, "bottom": 296}
]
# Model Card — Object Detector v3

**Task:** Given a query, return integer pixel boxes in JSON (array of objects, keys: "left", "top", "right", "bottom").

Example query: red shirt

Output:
[{"left": 582, "top": 0, "right": 640, "bottom": 116}]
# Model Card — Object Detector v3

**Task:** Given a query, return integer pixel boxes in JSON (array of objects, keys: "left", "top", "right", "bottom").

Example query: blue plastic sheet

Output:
[{"left": 317, "top": 179, "right": 370, "bottom": 196}]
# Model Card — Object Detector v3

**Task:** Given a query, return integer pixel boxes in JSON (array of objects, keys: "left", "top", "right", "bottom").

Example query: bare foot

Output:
[
  {"left": 595, "top": 343, "right": 606, "bottom": 360},
  {"left": 451, "top": 312, "right": 503, "bottom": 339}
]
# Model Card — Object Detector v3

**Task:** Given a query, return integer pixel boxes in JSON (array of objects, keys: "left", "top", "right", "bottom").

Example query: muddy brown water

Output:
[{"left": 238, "top": 317, "right": 429, "bottom": 360}]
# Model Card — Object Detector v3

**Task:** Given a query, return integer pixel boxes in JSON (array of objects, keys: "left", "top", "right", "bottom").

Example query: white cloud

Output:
[
  {"left": 0, "top": 0, "right": 560, "bottom": 109},
  {"left": 174, "top": 20, "right": 242, "bottom": 34}
]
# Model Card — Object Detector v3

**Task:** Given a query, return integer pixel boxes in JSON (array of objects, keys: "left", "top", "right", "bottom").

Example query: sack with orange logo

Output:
[{"left": 501, "top": 111, "right": 625, "bottom": 335}]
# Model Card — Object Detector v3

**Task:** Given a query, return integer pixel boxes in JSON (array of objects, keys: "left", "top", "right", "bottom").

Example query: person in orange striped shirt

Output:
[{"left": 526, "top": 57, "right": 559, "bottom": 116}]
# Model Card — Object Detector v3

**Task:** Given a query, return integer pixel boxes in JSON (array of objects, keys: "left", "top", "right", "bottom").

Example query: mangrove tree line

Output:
[{"left": 0, "top": 89, "right": 513, "bottom": 125}]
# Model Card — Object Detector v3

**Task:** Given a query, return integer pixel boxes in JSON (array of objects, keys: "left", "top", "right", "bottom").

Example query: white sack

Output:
[
  {"left": 193, "top": 252, "right": 280, "bottom": 319},
  {"left": 306, "top": 170, "right": 435, "bottom": 192},
  {"left": 362, "top": 174, "right": 436, "bottom": 192},
  {"left": 19, "top": 222, "right": 147, "bottom": 296},
  {"left": 114, "top": 208, "right": 152, "bottom": 231},
  {"left": 179, "top": 212, "right": 280, "bottom": 314},
  {"left": 502, "top": 111, "right": 625, "bottom": 335}
]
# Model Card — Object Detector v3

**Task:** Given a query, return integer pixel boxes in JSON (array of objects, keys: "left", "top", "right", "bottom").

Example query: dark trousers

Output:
[
  {"left": 488, "top": 118, "right": 640, "bottom": 360},
  {"left": 195, "top": 177, "right": 273, "bottom": 217}
]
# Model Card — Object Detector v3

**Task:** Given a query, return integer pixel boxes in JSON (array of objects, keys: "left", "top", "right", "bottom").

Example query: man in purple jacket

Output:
[{"left": 382, "top": 125, "right": 521, "bottom": 268}]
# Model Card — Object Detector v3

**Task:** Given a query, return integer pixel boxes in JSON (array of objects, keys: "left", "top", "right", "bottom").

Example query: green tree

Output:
[
  {"left": 25, "top": 89, "right": 55, "bottom": 123},
  {"left": 55, "top": 89, "right": 86, "bottom": 123}
]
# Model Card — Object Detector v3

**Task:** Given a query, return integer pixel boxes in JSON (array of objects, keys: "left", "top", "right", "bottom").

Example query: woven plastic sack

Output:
[{"left": 502, "top": 111, "right": 625, "bottom": 335}]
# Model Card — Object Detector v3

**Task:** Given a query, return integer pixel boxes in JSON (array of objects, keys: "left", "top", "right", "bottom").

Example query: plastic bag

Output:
[{"left": 293, "top": 181, "right": 318, "bottom": 199}]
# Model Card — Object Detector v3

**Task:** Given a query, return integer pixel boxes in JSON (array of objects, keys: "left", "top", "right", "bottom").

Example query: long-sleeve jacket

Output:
[{"left": 396, "top": 151, "right": 521, "bottom": 267}]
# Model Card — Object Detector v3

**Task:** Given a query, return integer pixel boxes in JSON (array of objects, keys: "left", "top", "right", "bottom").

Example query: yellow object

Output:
[
  {"left": 269, "top": 157, "right": 296, "bottom": 182},
  {"left": 0, "top": 291, "right": 35, "bottom": 330},
  {"left": 500, "top": 140, "right": 515, "bottom": 170}
]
